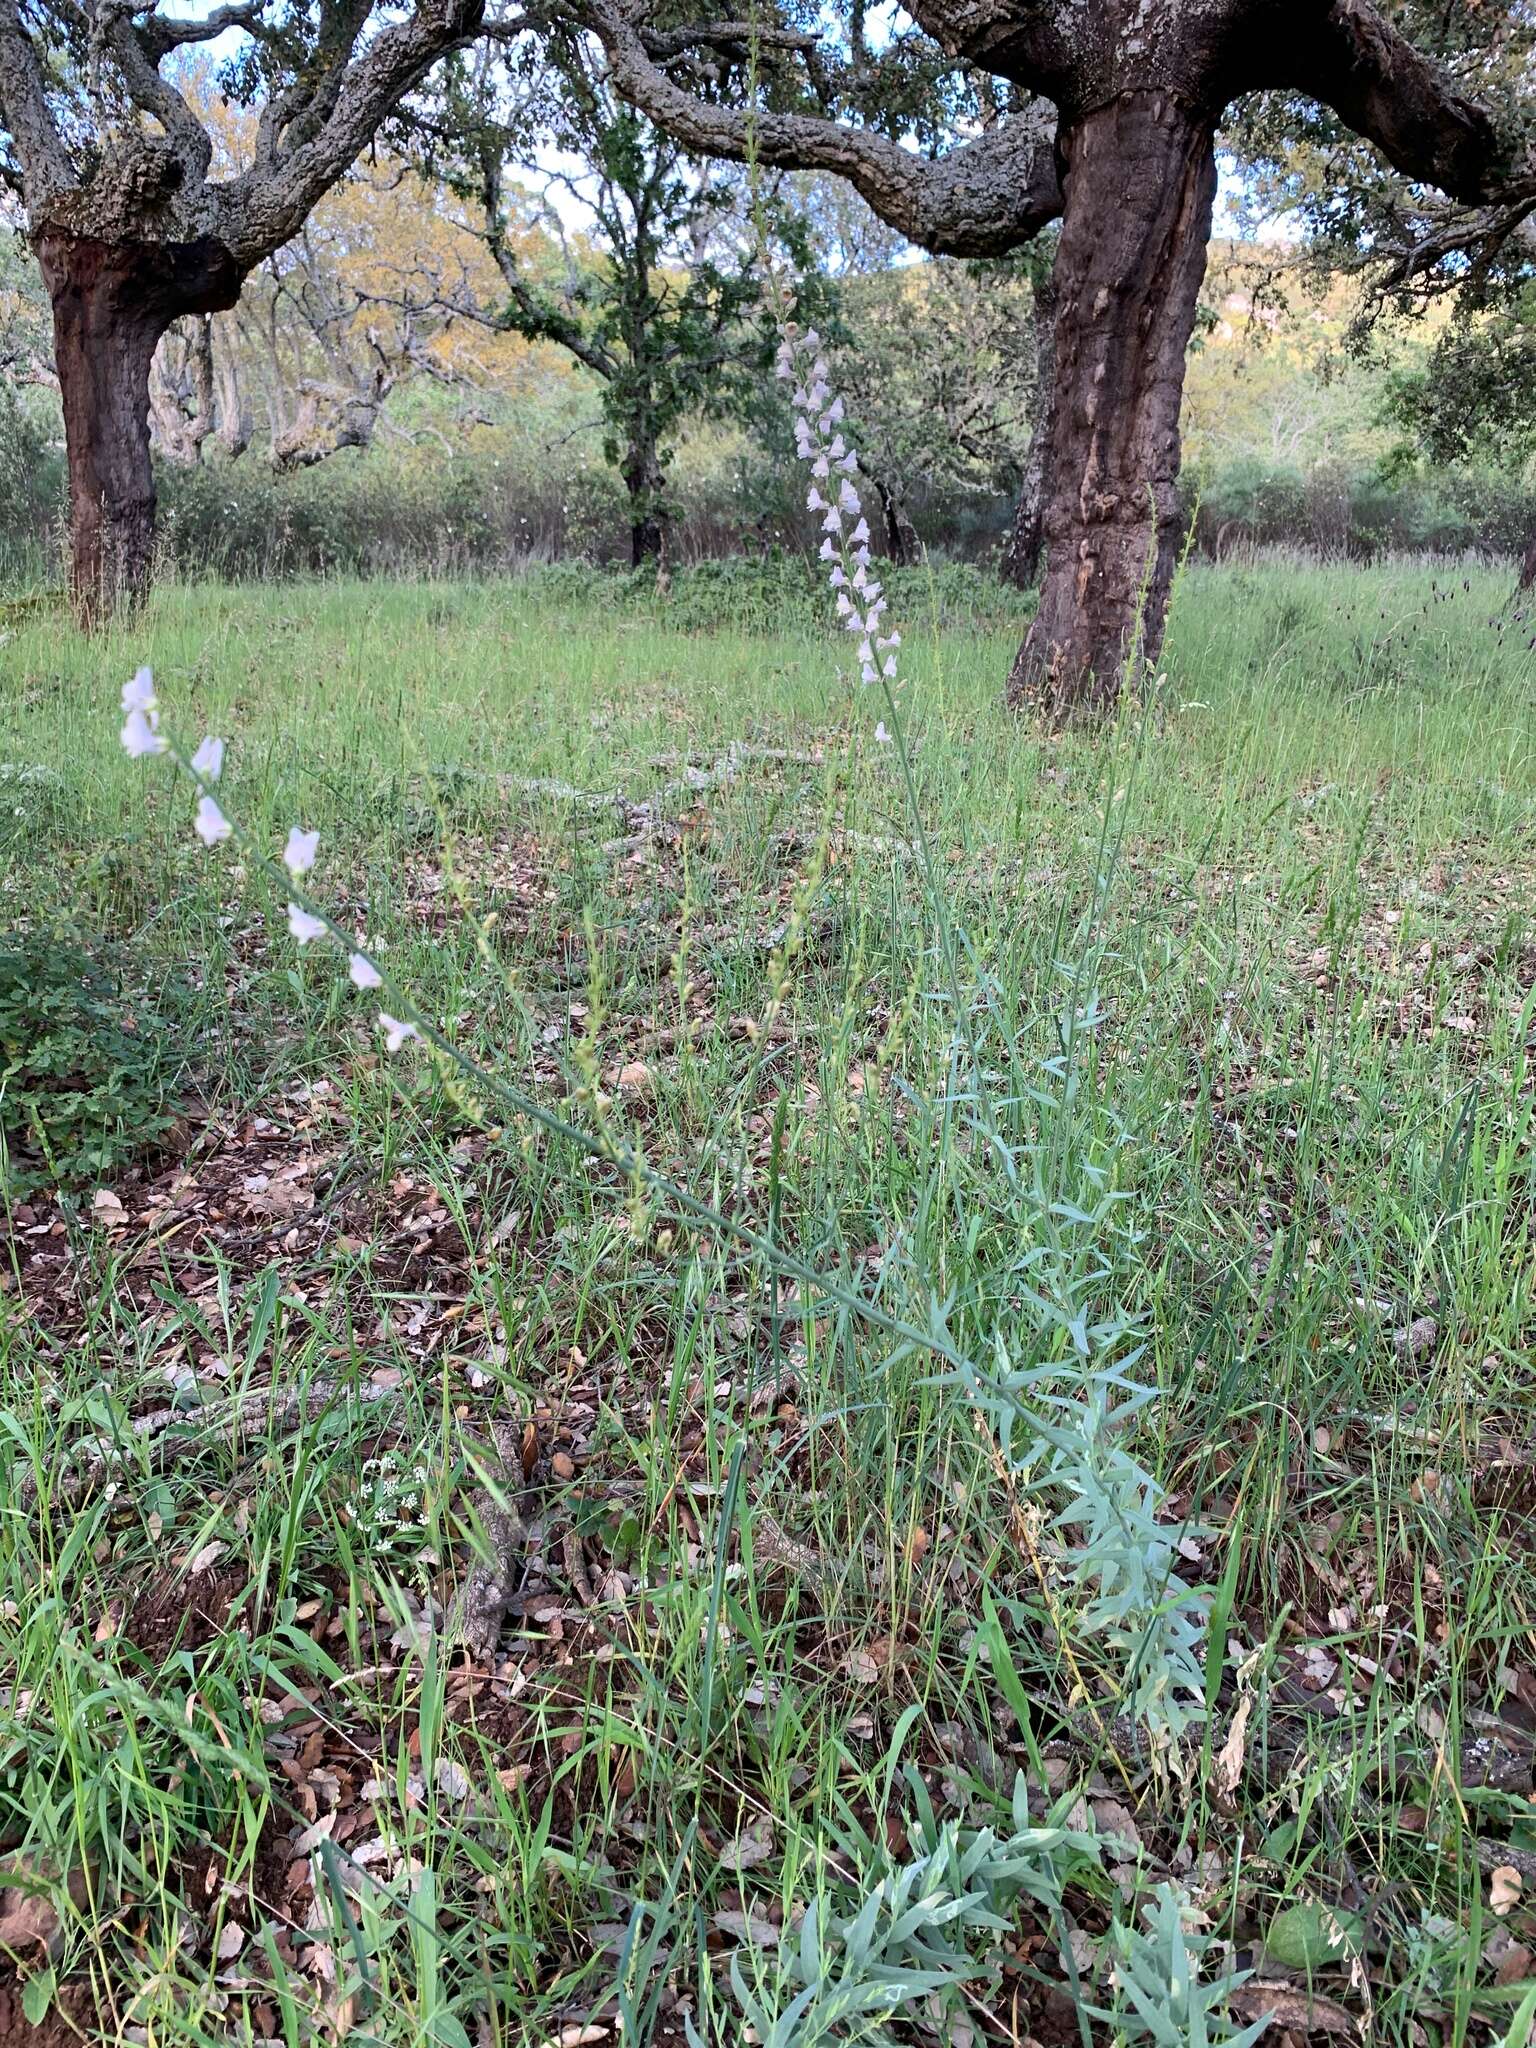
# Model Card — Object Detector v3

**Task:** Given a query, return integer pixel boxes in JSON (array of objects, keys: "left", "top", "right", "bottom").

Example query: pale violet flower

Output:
[
  {"left": 874, "top": 722, "right": 893, "bottom": 744},
  {"left": 850, "top": 519, "right": 871, "bottom": 546},
  {"left": 349, "top": 952, "right": 383, "bottom": 990},
  {"left": 194, "top": 796, "right": 232, "bottom": 846},
  {"left": 122, "top": 668, "right": 156, "bottom": 716},
  {"left": 287, "top": 903, "right": 327, "bottom": 944},
  {"left": 120, "top": 708, "right": 166, "bottom": 758},
  {"left": 283, "top": 826, "right": 319, "bottom": 877},
  {"left": 191, "top": 735, "right": 225, "bottom": 782},
  {"left": 838, "top": 479, "right": 861, "bottom": 514},
  {"left": 380, "top": 1012, "right": 419, "bottom": 1052}
]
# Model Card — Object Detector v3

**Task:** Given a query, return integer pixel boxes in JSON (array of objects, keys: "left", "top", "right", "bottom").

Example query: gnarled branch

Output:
[
  {"left": 579, "top": 0, "right": 1062, "bottom": 257},
  {"left": 1290, "top": 0, "right": 1522, "bottom": 206}
]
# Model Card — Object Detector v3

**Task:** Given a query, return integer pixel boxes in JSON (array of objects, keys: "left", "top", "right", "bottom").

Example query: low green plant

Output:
[
  {"left": 0, "top": 928, "right": 177, "bottom": 1196},
  {"left": 1092, "top": 1884, "right": 1268, "bottom": 2048},
  {"left": 722, "top": 1773, "right": 1102, "bottom": 2048}
]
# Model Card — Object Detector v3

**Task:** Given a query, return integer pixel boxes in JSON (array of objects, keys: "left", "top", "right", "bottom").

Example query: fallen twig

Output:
[
  {"left": 15, "top": 1378, "right": 402, "bottom": 1509},
  {"left": 442, "top": 1418, "right": 530, "bottom": 1660}
]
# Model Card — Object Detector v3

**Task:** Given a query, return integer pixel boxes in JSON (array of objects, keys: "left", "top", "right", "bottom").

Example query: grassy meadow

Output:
[{"left": 2, "top": 559, "right": 1535, "bottom": 2044}]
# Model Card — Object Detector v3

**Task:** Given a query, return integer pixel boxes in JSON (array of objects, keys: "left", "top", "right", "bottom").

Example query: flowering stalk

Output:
[
  {"left": 764, "top": 319, "right": 998, "bottom": 1127},
  {"left": 115, "top": 667, "right": 971, "bottom": 1373}
]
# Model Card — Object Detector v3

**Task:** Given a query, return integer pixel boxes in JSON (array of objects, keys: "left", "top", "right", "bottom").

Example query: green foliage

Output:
[
  {"left": 0, "top": 929, "right": 177, "bottom": 1196},
  {"left": 1187, "top": 455, "right": 1536, "bottom": 560},
  {"left": 422, "top": 36, "right": 828, "bottom": 557},
  {"left": 1093, "top": 1886, "right": 1267, "bottom": 2048},
  {"left": 527, "top": 551, "right": 1033, "bottom": 634},
  {"left": 827, "top": 255, "right": 1043, "bottom": 531},
  {"left": 725, "top": 1773, "right": 1103, "bottom": 2048},
  {"left": 1387, "top": 295, "right": 1536, "bottom": 477},
  {"left": 0, "top": 240, "right": 63, "bottom": 584}
]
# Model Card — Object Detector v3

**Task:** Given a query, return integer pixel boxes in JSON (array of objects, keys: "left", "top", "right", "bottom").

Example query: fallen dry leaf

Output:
[
  {"left": 1213, "top": 1691, "right": 1253, "bottom": 1802},
  {"left": 718, "top": 1815, "right": 775, "bottom": 1872},
  {"left": 1229, "top": 1982, "right": 1358, "bottom": 2038},
  {"left": 713, "top": 1907, "right": 780, "bottom": 1948}
]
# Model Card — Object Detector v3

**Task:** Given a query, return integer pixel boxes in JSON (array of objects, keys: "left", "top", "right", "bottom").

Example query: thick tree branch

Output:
[
  {"left": 137, "top": 1, "right": 268, "bottom": 59},
  {"left": 580, "top": 0, "right": 1061, "bottom": 257},
  {"left": 637, "top": 19, "right": 819, "bottom": 59},
  {"left": 1288, "top": 0, "right": 1522, "bottom": 205},
  {"left": 216, "top": 0, "right": 527, "bottom": 265},
  {"left": 0, "top": 0, "right": 74, "bottom": 206}
]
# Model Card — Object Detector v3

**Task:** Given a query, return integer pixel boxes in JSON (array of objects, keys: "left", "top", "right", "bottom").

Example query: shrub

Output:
[{"left": 0, "top": 930, "right": 178, "bottom": 1197}]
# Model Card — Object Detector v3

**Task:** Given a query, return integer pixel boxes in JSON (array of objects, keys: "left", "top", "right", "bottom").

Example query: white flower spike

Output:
[{"left": 283, "top": 826, "right": 319, "bottom": 878}]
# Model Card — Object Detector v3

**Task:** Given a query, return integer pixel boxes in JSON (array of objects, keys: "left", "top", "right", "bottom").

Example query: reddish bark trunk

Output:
[
  {"left": 1005, "top": 93, "right": 1216, "bottom": 720},
  {"left": 1520, "top": 532, "right": 1536, "bottom": 595},
  {"left": 35, "top": 233, "right": 240, "bottom": 626}
]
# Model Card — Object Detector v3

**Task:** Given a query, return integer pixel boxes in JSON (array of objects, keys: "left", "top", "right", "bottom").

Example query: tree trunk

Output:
[
  {"left": 1520, "top": 531, "right": 1536, "bottom": 595},
  {"left": 622, "top": 434, "right": 667, "bottom": 570},
  {"left": 148, "top": 316, "right": 217, "bottom": 467},
  {"left": 34, "top": 233, "right": 240, "bottom": 626},
  {"left": 1002, "top": 262, "right": 1058, "bottom": 591},
  {"left": 1005, "top": 94, "right": 1216, "bottom": 720},
  {"left": 872, "top": 476, "right": 920, "bottom": 566}
]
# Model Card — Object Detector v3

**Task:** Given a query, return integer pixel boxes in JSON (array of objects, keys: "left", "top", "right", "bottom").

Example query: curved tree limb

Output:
[
  {"left": 137, "top": 0, "right": 269, "bottom": 57},
  {"left": 0, "top": 0, "right": 75, "bottom": 207},
  {"left": 1288, "top": 0, "right": 1524, "bottom": 206},
  {"left": 579, "top": 0, "right": 1062, "bottom": 257},
  {"left": 217, "top": 0, "right": 526, "bottom": 266}
]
